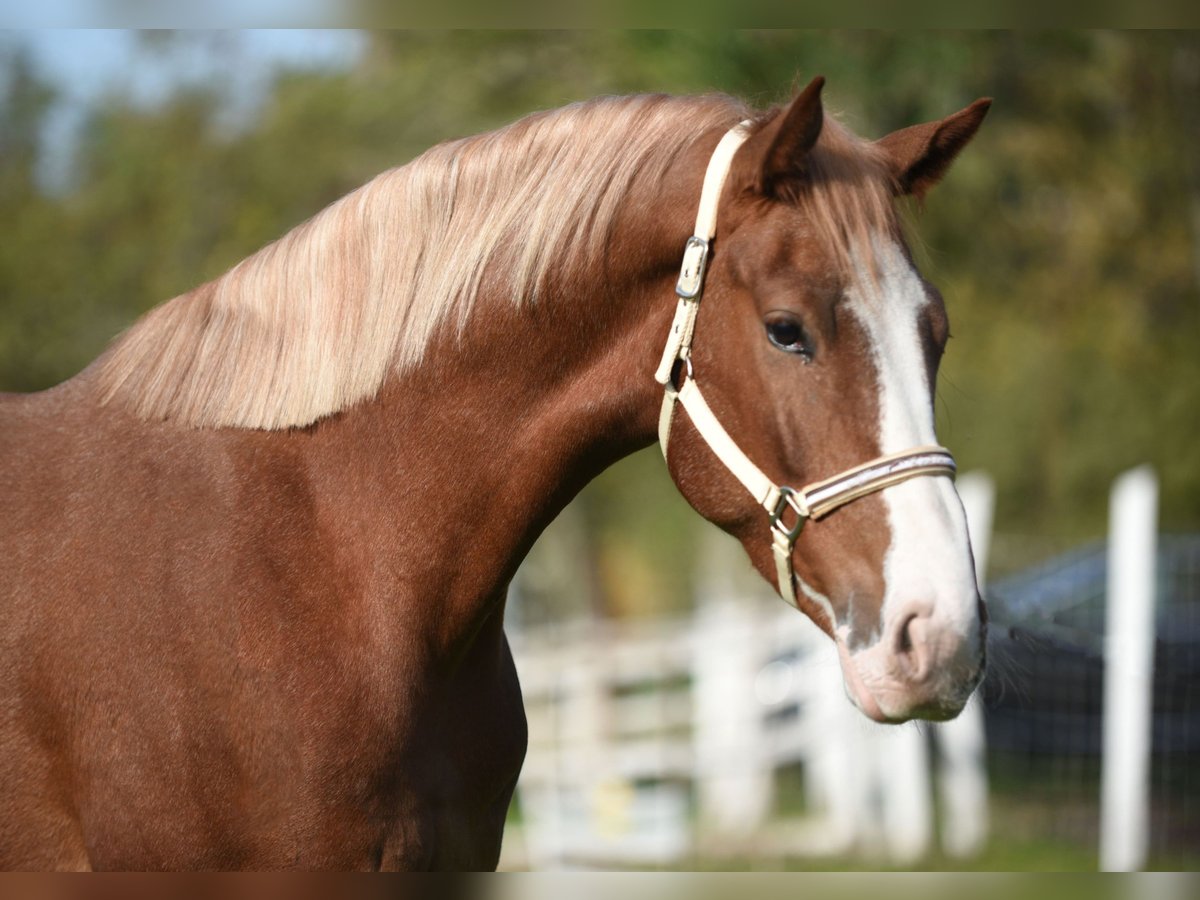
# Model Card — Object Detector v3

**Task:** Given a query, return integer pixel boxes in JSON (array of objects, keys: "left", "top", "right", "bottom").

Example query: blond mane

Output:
[{"left": 99, "top": 93, "right": 896, "bottom": 430}]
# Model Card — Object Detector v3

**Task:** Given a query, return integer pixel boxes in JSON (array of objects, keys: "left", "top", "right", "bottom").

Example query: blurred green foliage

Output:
[{"left": 2, "top": 32, "right": 1198, "bottom": 617}]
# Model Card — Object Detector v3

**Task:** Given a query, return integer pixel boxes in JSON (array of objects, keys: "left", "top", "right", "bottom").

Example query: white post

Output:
[
  {"left": 877, "top": 723, "right": 934, "bottom": 863},
  {"left": 804, "top": 633, "right": 868, "bottom": 855},
  {"left": 693, "top": 598, "right": 771, "bottom": 838},
  {"left": 932, "top": 471, "right": 993, "bottom": 858},
  {"left": 1100, "top": 465, "right": 1159, "bottom": 871},
  {"left": 958, "top": 471, "right": 996, "bottom": 595},
  {"left": 693, "top": 526, "right": 771, "bottom": 840}
]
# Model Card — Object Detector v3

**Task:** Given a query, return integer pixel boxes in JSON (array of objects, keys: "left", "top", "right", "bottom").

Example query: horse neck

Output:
[{"left": 300, "top": 158, "right": 707, "bottom": 647}]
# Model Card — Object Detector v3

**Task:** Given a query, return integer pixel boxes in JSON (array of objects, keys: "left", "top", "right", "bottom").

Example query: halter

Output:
[{"left": 655, "top": 123, "right": 957, "bottom": 610}]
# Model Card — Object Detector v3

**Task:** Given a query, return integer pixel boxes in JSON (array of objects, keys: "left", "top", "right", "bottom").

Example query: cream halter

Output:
[{"left": 655, "top": 122, "right": 957, "bottom": 610}]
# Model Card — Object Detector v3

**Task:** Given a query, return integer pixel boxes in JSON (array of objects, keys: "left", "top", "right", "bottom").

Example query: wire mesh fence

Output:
[{"left": 984, "top": 533, "right": 1200, "bottom": 869}]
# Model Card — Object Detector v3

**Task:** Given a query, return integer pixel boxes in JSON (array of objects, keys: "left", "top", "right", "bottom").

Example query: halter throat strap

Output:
[{"left": 655, "top": 122, "right": 957, "bottom": 610}]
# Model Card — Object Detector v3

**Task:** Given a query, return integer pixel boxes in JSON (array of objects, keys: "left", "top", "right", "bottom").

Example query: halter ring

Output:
[{"left": 769, "top": 486, "right": 810, "bottom": 545}]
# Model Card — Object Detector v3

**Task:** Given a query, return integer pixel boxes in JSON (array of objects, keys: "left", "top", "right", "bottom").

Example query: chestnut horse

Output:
[{"left": 0, "top": 78, "right": 990, "bottom": 869}]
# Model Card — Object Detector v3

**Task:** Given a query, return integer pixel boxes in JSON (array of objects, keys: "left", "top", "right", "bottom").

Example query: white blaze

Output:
[{"left": 847, "top": 239, "right": 979, "bottom": 648}]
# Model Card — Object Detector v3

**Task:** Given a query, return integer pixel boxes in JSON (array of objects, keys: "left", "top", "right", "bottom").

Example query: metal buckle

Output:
[
  {"left": 769, "top": 486, "right": 808, "bottom": 545},
  {"left": 675, "top": 236, "right": 710, "bottom": 299}
]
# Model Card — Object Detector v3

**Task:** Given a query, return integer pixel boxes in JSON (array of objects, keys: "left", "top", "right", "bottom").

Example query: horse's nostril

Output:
[
  {"left": 895, "top": 613, "right": 917, "bottom": 656},
  {"left": 890, "top": 602, "right": 934, "bottom": 680}
]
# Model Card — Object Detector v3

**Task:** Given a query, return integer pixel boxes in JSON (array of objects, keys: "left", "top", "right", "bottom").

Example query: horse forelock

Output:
[
  {"left": 767, "top": 112, "right": 901, "bottom": 290},
  {"left": 97, "top": 94, "right": 748, "bottom": 430}
]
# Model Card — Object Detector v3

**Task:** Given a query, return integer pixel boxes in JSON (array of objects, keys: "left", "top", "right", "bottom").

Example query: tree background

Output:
[{"left": 2, "top": 31, "right": 1198, "bottom": 619}]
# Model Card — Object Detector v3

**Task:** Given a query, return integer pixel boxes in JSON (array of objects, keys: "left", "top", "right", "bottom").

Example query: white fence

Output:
[
  {"left": 501, "top": 474, "right": 996, "bottom": 869},
  {"left": 500, "top": 467, "right": 1161, "bottom": 870},
  {"left": 506, "top": 607, "right": 950, "bottom": 869}
]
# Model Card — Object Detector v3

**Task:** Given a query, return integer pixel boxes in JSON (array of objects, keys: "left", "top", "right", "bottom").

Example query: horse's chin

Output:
[
  {"left": 835, "top": 638, "right": 896, "bottom": 723},
  {"left": 834, "top": 636, "right": 976, "bottom": 724}
]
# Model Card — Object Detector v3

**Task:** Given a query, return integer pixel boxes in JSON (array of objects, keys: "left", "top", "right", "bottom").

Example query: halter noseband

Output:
[{"left": 655, "top": 123, "right": 957, "bottom": 610}]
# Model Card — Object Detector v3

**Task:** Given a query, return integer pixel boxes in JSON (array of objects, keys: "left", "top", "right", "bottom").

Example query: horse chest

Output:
[
  {"left": 2, "top": 520, "right": 526, "bottom": 870},
  {"left": 165, "top": 612, "right": 524, "bottom": 870}
]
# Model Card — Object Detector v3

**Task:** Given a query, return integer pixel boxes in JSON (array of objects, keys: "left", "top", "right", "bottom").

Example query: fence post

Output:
[
  {"left": 804, "top": 635, "right": 870, "bottom": 855},
  {"left": 694, "top": 600, "right": 771, "bottom": 839},
  {"left": 932, "top": 470, "right": 993, "bottom": 858},
  {"left": 877, "top": 723, "right": 933, "bottom": 863},
  {"left": 1100, "top": 465, "right": 1159, "bottom": 871},
  {"left": 693, "top": 527, "right": 772, "bottom": 842}
]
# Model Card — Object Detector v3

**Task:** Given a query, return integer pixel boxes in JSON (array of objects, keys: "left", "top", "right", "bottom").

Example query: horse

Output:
[{"left": 0, "top": 76, "right": 991, "bottom": 870}]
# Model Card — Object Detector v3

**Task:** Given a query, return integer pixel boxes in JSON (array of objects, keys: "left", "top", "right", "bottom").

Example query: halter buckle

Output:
[
  {"left": 675, "top": 236, "right": 710, "bottom": 299},
  {"left": 769, "top": 486, "right": 809, "bottom": 546}
]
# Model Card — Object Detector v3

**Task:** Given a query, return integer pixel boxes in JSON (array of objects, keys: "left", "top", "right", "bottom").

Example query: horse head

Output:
[{"left": 661, "top": 78, "right": 991, "bottom": 723}]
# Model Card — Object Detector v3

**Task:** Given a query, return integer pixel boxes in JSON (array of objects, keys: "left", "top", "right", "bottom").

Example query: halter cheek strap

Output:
[{"left": 655, "top": 123, "right": 957, "bottom": 610}]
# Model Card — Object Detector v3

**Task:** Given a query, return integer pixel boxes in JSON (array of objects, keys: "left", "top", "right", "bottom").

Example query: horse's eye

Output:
[{"left": 764, "top": 313, "right": 813, "bottom": 359}]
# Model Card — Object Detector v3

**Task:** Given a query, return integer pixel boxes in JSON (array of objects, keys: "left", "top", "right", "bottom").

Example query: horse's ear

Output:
[
  {"left": 735, "top": 76, "right": 826, "bottom": 196},
  {"left": 875, "top": 98, "right": 992, "bottom": 199}
]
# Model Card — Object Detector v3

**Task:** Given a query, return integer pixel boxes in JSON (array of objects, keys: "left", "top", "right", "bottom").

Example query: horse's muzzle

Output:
[{"left": 837, "top": 595, "right": 986, "bottom": 723}]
